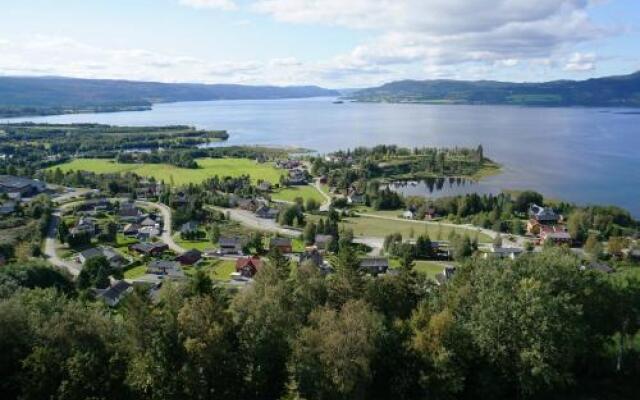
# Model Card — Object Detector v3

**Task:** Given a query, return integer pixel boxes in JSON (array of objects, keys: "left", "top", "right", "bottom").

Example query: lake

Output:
[{"left": 6, "top": 97, "right": 640, "bottom": 216}]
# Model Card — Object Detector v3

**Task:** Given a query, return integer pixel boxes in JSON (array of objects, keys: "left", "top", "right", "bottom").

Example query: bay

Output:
[{"left": 6, "top": 97, "right": 640, "bottom": 216}]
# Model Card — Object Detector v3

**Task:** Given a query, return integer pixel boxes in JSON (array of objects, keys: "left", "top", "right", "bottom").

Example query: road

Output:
[
  {"left": 209, "top": 206, "right": 302, "bottom": 237},
  {"left": 44, "top": 212, "right": 82, "bottom": 276},
  {"left": 313, "top": 179, "right": 332, "bottom": 212},
  {"left": 135, "top": 200, "right": 186, "bottom": 254}
]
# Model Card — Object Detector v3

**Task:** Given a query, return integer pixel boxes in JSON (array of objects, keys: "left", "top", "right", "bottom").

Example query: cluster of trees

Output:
[
  {"left": 1, "top": 247, "right": 639, "bottom": 400},
  {"left": 311, "top": 145, "right": 488, "bottom": 193},
  {"left": 0, "top": 195, "right": 52, "bottom": 262}
]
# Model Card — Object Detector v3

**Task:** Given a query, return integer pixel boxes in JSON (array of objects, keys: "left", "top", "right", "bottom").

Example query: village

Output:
[{"left": 3, "top": 147, "right": 638, "bottom": 308}]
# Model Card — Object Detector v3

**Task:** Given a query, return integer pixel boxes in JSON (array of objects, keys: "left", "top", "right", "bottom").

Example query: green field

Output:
[
  {"left": 50, "top": 157, "right": 285, "bottom": 185},
  {"left": 336, "top": 215, "right": 492, "bottom": 242},
  {"left": 174, "top": 233, "right": 214, "bottom": 252},
  {"left": 271, "top": 185, "right": 325, "bottom": 203},
  {"left": 390, "top": 259, "right": 451, "bottom": 280},
  {"left": 123, "top": 264, "right": 147, "bottom": 279}
]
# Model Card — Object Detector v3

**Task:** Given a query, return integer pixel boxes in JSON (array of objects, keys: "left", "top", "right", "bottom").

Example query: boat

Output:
[{"left": 332, "top": 100, "right": 344, "bottom": 104}]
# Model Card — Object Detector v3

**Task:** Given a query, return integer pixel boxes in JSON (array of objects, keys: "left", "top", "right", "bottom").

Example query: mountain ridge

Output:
[
  {"left": 349, "top": 71, "right": 640, "bottom": 107},
  {"left": 0, "top": 75, "right": 339, "bottom": 117}
]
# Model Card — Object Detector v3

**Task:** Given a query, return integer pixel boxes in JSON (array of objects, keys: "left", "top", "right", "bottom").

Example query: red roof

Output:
[{"left": 236, "top": 256, "right": 263, "bottom": 274}]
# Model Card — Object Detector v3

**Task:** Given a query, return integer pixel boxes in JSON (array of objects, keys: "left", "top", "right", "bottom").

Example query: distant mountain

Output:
[
  {"left": 0, "top": 76, "right": 339, "bottom": 117},
  {"left": 349, "top": 71, "right": 640, "bottom": 107}
]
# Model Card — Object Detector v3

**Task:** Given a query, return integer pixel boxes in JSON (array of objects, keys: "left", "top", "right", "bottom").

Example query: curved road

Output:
[
  {"left": 135, "top": 200, "right": 186, "bottom": 254},
  {"left": 44, "top": 199, "right": 186, "bottom": 277}
]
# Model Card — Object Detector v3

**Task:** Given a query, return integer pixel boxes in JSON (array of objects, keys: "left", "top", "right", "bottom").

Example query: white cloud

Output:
[
  {"left": 564, "top": 52, "right": 597, "bottom": 71},
  {"left": 250, "top": 0, "right": 606, "bottom": 80},
  {"left": 179, "top": 0, "right": 237, "bottom": 11}
]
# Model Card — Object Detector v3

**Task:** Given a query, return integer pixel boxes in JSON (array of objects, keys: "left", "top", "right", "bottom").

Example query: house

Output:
[
  {"left": 526, "top": 219, "right": 542, "bottom": 235},
  {"left": 96, "top": 280, "right": 133, "bottom": 306},
  {"left": 148, "top": 260, "right": 184, "bottom": 278},
  {"left": 119, "top": 202, "right": 141, "bottom": 221},
  {"left": 218, "top": 237, "right": 244, "bottom": 255},
  {"left": 123, "top": 223, "right": 140, "bottom": 236},
  {"left": 402, "top": 210, "right": 415, "bottom": 220},
  {"left": 580, "top": 262, "right": 614, "bottom": 274},
  {"left": 175, "top": 249, "right": 202, "bottom": 265},
  {"left": 79, "top": 247, "right": 126, "bottom": 269},
  {"left": 359, "top": 257, "right": 389, "bottom": 275},
  {"left": 539, "top": 225, "right": 572, "bottom": 245},
  {"left": 0, "top": 201, "right": 16, "bottom": 215},
  {"left": 347, "top": 188, "right": 366, "bottom": 205},
  {"left": 529, "top": 204, "right": 560, "bottom": 224},
  {"left": 299, "top": 248, "right": 333, "bottom": 274},
  {"left": 435, "top": 265, "right": 456, "bottom": 286},
  {"left": 137, "top": 226, "right": 160, "bottom": 240},
  {"left": 180, "top": 221, "right": 199, "bottom": 235},
  {"left": 288, "top": 169, "right": 308, "bottom": 185},
  {"left": 319, "top": 175, "right": 328, "bottom": 184},
  {"left": 257, "top": 181, "right": 272, "bottom": 192},
  {"left": 235, "top": 256, "right": 263, "bottom": 278},
  {"left": 270, "top": 237, "right": 293, "bottom": 253},
  {"left": 70, "top": 217, "right": 97, "bottom": 237},
  {"left": 0, "top": 175, "right": 46, "bottom": 196},
  {"left": 139, "top": 217, "right": 159, "bottom": 228},
  {"left": 237, "top": 198, "right": 259, "bottom": 211},
  {"left": 255, "top": 206, "right": 279, "bottom": 219},
  {"left": 276, "top": 159, "right": 302, "bottom": 170},
  {"left": 482, "top": 244, "right": 524, "bottom": 260},
  {"left": 424, "top": 207, "right": 438, "bottom": 220},
  {"left": 314, "top": 234, "right": 333, "bottom": 251},
  {"left": 129, "top": 242, "right": 168, "bottom": 256}
]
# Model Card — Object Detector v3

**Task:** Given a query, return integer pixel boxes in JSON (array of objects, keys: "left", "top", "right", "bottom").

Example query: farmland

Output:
[{"left": 49, "top": 157, "right": 285, "bottom": 185}]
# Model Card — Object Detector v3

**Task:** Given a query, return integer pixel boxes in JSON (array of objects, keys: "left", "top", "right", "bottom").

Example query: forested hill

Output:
[
  {"left": 0, "top": 76, "right": 339, "bottom": 117},
  {"left": 349, "top": 71, "right": 640, "bottom": 107}
]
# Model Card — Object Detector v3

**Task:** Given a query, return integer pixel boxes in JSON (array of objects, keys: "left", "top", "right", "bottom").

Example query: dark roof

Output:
[
  {"left": 130, "top": 242, "right": 167, "bottom": 253},
  {"left": 270, "top": 237, "right": 292, "bottom": 247},
  {"left": 149, "top": 260, "right": 180, "bottom": 270},
  {"left": 0, "top": 175, "right": 43, "bottom": 189},
  {"left": 99, "top": 280, "right": 132, "bottom": 303},
  {"left": 219, "top": 237, "right": 242, "bottom": 247},
  {"left": 582, "top": 262, "right": 614, "bottom": 274},
  {"left": 360, "top": 257, "right": 389, "bottom": 268},
  {"left": 315, "top": 234, "right": 333, "bottom": 244},
  {"left": 80, "top": 247, "right": 103, "bottom": 260}
]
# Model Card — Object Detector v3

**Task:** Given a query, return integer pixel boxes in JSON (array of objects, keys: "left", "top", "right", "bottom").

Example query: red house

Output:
[{"left": 236, "top": 256, "right": 263, "bottom": 278}]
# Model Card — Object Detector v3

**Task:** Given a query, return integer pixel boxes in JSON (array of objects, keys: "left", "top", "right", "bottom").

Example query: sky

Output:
[{"left": 0, "top": 0, "right": 639, "bottom": 88}]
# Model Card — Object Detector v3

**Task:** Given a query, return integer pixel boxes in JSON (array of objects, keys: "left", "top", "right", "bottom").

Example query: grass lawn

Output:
[
  {"left": 390, "top": 259, "right": 452, "bottom": 280},
  {"left": 336, "top": 215, "right": 492, "bottom": 242},
  {"left": 124, "top": 265, "right": 147, "bottom": 279},
  {"left": 272, "top": 185, "right": 325, "bottom": 203},
  {"left": 49, "top": 157, "right": 285, "bottom": 186},
  {"left": 186, "top": 259, "right": 237, "bottom": 281},
  {"left": 174, "top": 233, "right": 214, "bottom": 252}
]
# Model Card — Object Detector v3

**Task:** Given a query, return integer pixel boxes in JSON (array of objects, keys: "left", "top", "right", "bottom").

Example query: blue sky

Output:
[{"left": 1, "top": 0, "right": 639, "bottom": 87}]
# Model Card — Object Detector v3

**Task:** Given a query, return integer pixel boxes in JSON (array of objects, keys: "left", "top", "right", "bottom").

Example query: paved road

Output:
[
  {"left": 136, "top": 200, "right": 186, "bottom": 254},
  {"left": 44, "top": 212, "right": 82, "bottom": 276},
  {"left": 210, "top": 206, "right": 301, "bottom": 237}
]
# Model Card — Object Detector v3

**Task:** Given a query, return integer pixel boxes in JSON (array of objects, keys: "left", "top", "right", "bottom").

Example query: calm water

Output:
[{"left": 7, "top": 97, "right": 640, "bottom": 216}]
